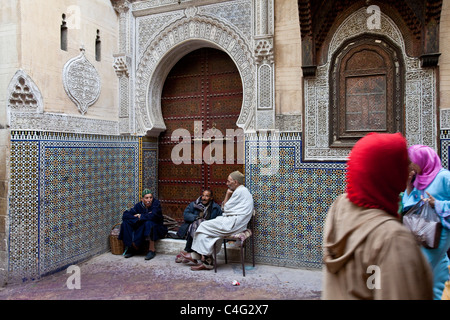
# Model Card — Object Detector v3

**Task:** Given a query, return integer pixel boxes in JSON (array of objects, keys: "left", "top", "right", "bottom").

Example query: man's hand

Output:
[{"left": 222, "top": 189, "right": 234, "bottom": 208}]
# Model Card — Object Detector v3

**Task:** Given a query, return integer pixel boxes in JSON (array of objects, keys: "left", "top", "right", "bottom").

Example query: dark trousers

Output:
[
  {"left": 119, "top": 219, "right": 145, "bottom": 248},
  {"left": 184, "top": 234, "right": 194, "bottom": 252}
]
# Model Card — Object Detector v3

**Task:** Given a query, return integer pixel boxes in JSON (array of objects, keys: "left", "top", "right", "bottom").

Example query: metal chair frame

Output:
[{"left": 212, "top": 210, "right": 256, "bottom": 276}]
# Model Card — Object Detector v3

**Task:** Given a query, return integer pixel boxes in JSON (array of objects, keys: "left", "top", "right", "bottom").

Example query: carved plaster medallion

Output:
[{"left": 63, "top": 47, "right": 101, "bottom": 115}]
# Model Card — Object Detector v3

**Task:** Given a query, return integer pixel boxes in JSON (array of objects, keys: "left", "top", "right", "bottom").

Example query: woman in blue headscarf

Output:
[
  {"left": 118, "top": 189, "right": 168, "bottom": 260},
  {"left": 402, "top": 145, "right": 450, "bottom": 299}
]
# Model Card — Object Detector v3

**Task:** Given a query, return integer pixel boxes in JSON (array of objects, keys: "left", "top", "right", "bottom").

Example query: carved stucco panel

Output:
[
  {"left": 7, "top": 70, "right": 43, "bottom": 129},
  {"left": 9, "top": 112, "right": 119, "bottom": 135},
  {"left": 441, "top": 110, "right": 450, "bottom": 130},
  {"left": 304, "top": 8, "right": 437, "bottom": 161},
  {"left": 7, "top": 70, "right": 43, "bottom": 113},
  {"left": 7, "top": 69, "right": 117, "bottom": 134},
  {"left": 62, "top": 48, "right": 101, "bottom": 115},
  {"left": 135, "top": 14, "right": 255, "bottom": 135},
  {"left": 198, "top": 0, "right": 252, "bottom": 42},
  {"left": 275, "top": 114, "right": 302, "bottom": 132},
  {"left": 137, "top": 12, "right": 184, "bottom": 57}
]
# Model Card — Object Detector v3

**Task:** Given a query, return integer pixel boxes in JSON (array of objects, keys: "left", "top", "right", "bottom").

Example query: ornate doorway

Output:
[{"left": 158, "top": 48, "right": 244, "bottom": 220}]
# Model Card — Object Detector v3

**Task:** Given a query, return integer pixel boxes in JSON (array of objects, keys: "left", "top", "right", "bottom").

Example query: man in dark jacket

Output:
[
  {"left": 119, "top": 189, "right": 167, "bottom": 260},
  {"left": 175, "top": 189, "right": 222, "bottom": 264}
]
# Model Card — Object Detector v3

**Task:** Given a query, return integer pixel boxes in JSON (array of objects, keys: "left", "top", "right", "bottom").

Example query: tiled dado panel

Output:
[
  {"left": 9, "top": 131, "right": 139, "bottom": 281},
  {"left": 142, "top": 138, "right": 158, "bottom": 199},
  {"left": 245, "top": 132, "right": 347, "bottom": 269}
]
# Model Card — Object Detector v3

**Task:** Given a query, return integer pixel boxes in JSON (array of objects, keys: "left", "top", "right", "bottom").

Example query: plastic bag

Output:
[{"left": 403, "top": 200, "right": 442, "bottom": 249}]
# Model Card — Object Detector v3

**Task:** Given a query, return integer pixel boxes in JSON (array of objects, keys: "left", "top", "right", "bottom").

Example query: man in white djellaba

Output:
[{"left": 181, "top": 171, "right": 254, "bottom": 271}]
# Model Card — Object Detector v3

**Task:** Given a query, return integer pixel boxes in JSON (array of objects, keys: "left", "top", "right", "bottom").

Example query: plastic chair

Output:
[{"left": 213, "top": 210, "right": 256, "bottom": 276}]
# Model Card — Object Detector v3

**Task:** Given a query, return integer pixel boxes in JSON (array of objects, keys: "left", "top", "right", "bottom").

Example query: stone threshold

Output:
[{"left": 155, "top": 237, "right": 244, "bottom": 262}]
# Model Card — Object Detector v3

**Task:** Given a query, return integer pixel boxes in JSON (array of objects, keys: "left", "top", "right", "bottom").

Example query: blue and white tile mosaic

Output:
[
  {"left": 9, "top": 129, "right": 448, "bottom": 280},
  {"left": 142, "top": 139, "right": 158, "bottom": 199},
  {"left": 9, "top": 131, "right": 139, "bottom": 281},
  {"left": 245, "top": 132, "right": 347, "bottom": 269}
]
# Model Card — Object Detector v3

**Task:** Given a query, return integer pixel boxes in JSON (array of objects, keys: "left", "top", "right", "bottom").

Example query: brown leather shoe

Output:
[
  {"left": 190, "top": 264, "right": 212, "bottom": 271},
  {"left": 180, "top": 251, "right": 198, "bottom": 264}
]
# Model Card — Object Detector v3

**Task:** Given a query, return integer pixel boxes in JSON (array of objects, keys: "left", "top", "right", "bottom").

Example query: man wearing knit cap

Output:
[
  {"left": 229, "top": 170, "right": 244, "bottom": 185},
  {"left": 181, "top": 171, "right": 254, "bottom": 270}
]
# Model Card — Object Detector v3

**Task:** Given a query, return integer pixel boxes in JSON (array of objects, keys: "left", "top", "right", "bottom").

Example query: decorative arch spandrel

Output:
[{"left": 135, "top": 15, "right": 256, "bottom": 136}]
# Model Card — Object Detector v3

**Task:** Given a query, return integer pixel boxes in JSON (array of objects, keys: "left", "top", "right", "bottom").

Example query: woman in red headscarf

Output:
[
  {"left": 402, "top": 145, "right": 450, "bottom": 300},
  {"left": 322, "top": 133, "right": 433, "bottom": 300}
]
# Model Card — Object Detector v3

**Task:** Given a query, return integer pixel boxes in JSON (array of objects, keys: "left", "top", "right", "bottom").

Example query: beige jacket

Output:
[{"left": 322, "top": 194, "right": 433, "bottom": 300}]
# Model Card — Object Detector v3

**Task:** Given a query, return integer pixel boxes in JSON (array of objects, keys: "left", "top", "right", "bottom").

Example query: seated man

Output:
[
  {"left": 175, "top": 189, "right": 222, "bottom": 263},
  {"left": 118, "top": 189, "right": 168, "bottom": 260},
  {"left": 181, "top": 171, "right": 254, "bottom": 271}
]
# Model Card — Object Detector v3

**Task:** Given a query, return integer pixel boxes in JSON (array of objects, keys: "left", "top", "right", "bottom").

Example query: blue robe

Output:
[
  {"left": 402, "top": 169, "right": 450, "bottom": 299},
  {"left": 118, "top": 199, "right": 168, "bottom": 248}
]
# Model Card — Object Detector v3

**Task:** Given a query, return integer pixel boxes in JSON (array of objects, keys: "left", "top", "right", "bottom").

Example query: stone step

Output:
[{"left": 155, "top": 237, "right": 244, "bottom": 262}]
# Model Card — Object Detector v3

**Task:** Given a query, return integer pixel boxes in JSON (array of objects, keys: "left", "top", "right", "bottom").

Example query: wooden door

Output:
[{"left": 158, "top": 48, "right": 243, "bottom": 220}]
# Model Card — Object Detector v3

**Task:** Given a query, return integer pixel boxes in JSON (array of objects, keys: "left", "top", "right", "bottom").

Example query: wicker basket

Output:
[{"left": 109, "top": 223, "right": 124, "bottom": 255}]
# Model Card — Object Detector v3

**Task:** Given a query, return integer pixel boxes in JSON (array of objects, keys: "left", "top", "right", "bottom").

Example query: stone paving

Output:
[{"left": 0, "top": 251, "right": 323, "bottom": 301}]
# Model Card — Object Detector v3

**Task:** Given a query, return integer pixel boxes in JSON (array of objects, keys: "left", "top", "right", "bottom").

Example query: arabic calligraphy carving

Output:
[{"left": 63, "top": 47, "right": 101, "bottom": 115}]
